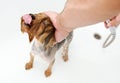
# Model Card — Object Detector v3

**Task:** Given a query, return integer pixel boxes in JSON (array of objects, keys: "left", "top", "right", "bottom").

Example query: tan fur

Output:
[
  {"left": 21, "top": 13, "right": 55, "bottom": 49},
  {"left": 25, "top": 54, "right": 34, "bottom": 70},
  {"left": 21, "top": 13, "right": 72, "bottom": 77}
]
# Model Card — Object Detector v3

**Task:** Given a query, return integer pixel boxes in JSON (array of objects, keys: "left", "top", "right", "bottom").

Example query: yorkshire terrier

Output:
[{"left": 21, "top": 13, "right": 73, "bottom": 77}]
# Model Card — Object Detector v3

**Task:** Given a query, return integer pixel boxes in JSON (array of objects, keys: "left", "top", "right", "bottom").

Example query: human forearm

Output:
[
  {"left": 57, "top": 0, "right": 120, "bottom": 31},
  {"left": 44, "top": 0, "right": 120, "bottom": 42}
]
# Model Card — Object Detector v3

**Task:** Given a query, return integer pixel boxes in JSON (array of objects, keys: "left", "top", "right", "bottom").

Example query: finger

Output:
[
  {"left": 107, "top": 19, "right": 119, "bottom": 27},
  {"left": 44, "top": 11, "right": 58, "bottom": 28},
  {"left": 110, "top": 16, "right": 116, "bottom": 21},
  {"left": 116, "top": 14, "right": 120, "bottom": 24},
  {"left": 107, "top": 14, "right": 120, "bottom": 27},
  {"left": 55, "top": 31, "right": 65, "bottom": 42},
  {"left": 104, "top": 21, "right": 109, "bottom": 28}
]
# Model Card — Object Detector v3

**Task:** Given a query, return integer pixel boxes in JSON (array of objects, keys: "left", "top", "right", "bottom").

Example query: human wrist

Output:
[
  {"left": 54, "top": 14, "right": 73, "bottom": 42},
  {"left": 56, "top": 14, "right": 73, "bottom": 33}
]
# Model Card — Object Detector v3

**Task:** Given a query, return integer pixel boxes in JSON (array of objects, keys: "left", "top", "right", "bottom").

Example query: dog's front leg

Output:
[
  {"left": 44, "top": 59, "right": 55, "bottom": 77},
  {"left": 25, "top": 53, "right": 34, "bottom": 70},
  {"left": 62, "top": 44, "right": 69, "bottom": 62}
]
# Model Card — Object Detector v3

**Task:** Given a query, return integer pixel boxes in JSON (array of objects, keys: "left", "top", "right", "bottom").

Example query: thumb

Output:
[
  {"left": 107, "top": 15, "right": 120, "bottom": 27},
  {"left": 55, "top": 31, "right": 65, "bottom": 42},
  {"left": 107, "top": 19, "right": 117, "bottom": 27},
  {"left": 55, "top": 30, "right": 69, "bottom": 42}
]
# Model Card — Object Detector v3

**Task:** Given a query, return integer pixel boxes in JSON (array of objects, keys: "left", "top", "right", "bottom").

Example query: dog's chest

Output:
[
  {"left": 30, "top": 39, "right": 56, "bottom": 62},
  {"left": 30, "top": 32, "right": 73, "bottom": 63}
]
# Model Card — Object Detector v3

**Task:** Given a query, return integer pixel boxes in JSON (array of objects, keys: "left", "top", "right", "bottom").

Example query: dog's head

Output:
[{"left": 21, "top": 13, "right": 56, "bottom": 49}]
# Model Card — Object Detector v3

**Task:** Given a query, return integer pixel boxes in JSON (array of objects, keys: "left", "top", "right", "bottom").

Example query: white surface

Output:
[{"left": 0, "top": 0, "right": 120, "bottom": 83}]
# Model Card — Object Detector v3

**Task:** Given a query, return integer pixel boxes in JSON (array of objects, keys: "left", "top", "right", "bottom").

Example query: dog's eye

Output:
[{"left": 29, "top": 14, "right": 35, "bottom": 20}]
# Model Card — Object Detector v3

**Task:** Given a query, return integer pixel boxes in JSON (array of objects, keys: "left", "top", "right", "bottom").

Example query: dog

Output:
[{"left": 21, "top": 13, "right": 73, "bottom": 77}]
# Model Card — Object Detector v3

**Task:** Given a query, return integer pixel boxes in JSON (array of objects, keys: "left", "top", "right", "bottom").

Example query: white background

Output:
[{"left": 0, "top": 0, "right": 120, "bottom": 83}]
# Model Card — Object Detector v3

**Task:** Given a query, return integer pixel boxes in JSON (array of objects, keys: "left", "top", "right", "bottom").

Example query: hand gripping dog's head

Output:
[{"left": 21, "top": 13, "right": 56, "bottom": 49}]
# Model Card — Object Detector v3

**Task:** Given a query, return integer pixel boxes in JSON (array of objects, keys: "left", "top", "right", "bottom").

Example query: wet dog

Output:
[{"left": 21, "top": 13, "right": 73, "bottom": 77}]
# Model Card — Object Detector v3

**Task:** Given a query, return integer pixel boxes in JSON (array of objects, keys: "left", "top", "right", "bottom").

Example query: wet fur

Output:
[
  {"left": 21, "top": 13, "right": 56, "bottom": 49},
  {"left": 21, "top": 13, "right": 73, "bottom": 77}
]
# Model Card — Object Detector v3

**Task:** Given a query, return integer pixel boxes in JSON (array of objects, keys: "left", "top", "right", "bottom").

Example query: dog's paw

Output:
[
  {"left": 62, "top": 55, "right": 68, "bottom": 62},
  {"left": 44, "top": 69, "right": 52, "bottom": 77},
  {"left": 25, "top": 62, "right": 33, "bottom": 70}
]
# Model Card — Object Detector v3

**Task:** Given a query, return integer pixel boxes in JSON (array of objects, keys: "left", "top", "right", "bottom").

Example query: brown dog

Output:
[{"left": 21, "top": 13, "right": 73, "bottom": 77}]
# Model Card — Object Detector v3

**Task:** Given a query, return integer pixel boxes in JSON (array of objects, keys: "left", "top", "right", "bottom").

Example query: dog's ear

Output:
[
  {"left": 21, "top": 17, "right": 24, "bottom": 33},
  {"left": 21, "top": 16, "right": 34, "bottom": 42},
  {"left": 28, "top": 32, "right": 34, "bottom": 42},
  {"left": 21, "top": 17, "right": 30, "bottom": 33}
]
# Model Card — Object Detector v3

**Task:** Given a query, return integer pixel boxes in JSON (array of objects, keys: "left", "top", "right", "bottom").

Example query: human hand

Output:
[
  {"left": 104, "top": 13, "right": 120, "bottom": 28},
  {"left": 44, "top": 11, "right": 70, "bottom": 42}
]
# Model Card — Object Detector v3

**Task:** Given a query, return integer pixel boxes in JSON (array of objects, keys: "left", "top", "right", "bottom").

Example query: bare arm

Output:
[
  {"left": 45, "top": 0, "right": 120, "bottom": 42},
  {"left": 57, "top": 0, "right": 120, "bottom": 31}
]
